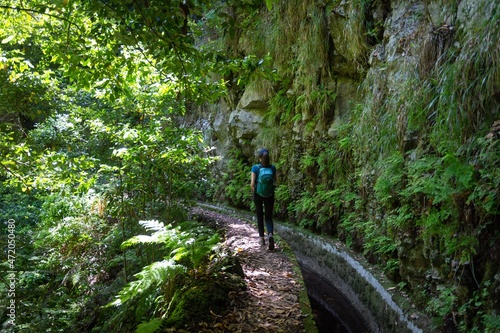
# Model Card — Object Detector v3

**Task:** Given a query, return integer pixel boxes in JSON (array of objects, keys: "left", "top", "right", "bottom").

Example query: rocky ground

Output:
[{"left": 185, "top": 206, "right": 314, "bottom": 333}]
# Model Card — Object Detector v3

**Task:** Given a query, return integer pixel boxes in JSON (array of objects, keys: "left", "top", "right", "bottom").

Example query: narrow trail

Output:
[{"left": 190, "top": 206, "right": 311, "bottom": 333}]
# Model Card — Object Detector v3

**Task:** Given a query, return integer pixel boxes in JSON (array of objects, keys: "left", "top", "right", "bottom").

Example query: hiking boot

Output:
[
  {"left": 268, "top": 234, "right": 275, "bottom": 251},
  {"left": 260, "top": 237, "right": 265, "bottom": 246}
]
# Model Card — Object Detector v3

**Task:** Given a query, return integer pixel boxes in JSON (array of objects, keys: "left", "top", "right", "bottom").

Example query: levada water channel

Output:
[{"left": 200, "top": 204, "right": 428, "bottom": 332}]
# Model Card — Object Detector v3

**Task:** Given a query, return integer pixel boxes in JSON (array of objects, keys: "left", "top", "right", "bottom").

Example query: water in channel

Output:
[{"left": 301, "top": 265, "right": 371, "bottom": 333}]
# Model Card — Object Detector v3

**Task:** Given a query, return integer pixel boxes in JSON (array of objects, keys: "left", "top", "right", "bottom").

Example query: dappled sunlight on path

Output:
[{"left": 190, "top": 207, "right": 309, "bottom": 333}]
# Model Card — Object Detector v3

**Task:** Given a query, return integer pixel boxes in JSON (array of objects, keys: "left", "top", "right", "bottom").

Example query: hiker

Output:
[{"left": 250, "top": 148, "right": 277, "bottom": 250}]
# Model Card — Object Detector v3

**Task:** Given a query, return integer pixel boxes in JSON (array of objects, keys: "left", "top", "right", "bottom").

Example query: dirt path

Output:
[{"left": 190, "top": 206, "right": 312, "bottom": 333}]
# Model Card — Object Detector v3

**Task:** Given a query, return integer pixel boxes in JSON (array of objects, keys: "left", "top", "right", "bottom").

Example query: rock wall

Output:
[
  {"left": 204, "top": 0, "right": 497, "bottom": 160},
  {"left": 192, "top": 1, "right": 500, "bottom": 331}
]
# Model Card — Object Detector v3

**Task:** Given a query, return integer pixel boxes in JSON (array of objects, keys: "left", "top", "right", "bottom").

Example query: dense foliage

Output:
[
  {"left": 1, "top": 0, "right": 499, "bottom": 332},
  {"left": 0, "top": 1, "right": 245, "bottom": 332}
]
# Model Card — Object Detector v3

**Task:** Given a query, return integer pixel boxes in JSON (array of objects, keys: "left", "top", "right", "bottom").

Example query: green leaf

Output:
[
  {"left": 136, "top": 318, "right": 163, "bottom": 333},
  {"left": 265, "top": 0, "right": 273, "bottom": 11},
  {"left": 1, "top": 35, "right": 15, "bottom": 44}
]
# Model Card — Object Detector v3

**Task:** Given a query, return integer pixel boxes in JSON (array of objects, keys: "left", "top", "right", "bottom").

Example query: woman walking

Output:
[{"left": 250, "top": 148, "right": 277, "bottom": 250}]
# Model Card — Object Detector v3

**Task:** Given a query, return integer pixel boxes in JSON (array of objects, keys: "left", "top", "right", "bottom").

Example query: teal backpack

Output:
[{"left": 256, "top": 165, "right": 275, "bottom": 197}]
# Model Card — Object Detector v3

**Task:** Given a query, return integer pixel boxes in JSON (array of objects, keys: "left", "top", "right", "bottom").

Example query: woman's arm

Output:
[{"left": 250, "top": 171, "right": 257, "bottom": 192}]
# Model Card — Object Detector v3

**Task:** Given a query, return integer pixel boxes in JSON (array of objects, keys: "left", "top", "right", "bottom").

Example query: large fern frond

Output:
[
  {"left": 109, "top": 259, "right": 186, "bottom": 306},
  {"left": 121, "top": 221, "right": 178, "bottom": 249},
  {"left": 111, "top": 220, "right": 221, "bottom": 310},
  {"left": 139, "top": 220, "right": 167, "bottom": 232},
  {"left": 121, "top": 232, "right": 169, "bottom": 249}
]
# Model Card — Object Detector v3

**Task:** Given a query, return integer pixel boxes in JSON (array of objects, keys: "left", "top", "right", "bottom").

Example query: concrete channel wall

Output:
[{"left": 276, "top": 223, "right": 424, "bottom": 333}]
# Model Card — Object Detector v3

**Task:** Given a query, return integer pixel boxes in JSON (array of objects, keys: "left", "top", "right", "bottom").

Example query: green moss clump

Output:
[{"left": 165, "top": 273, "right": 246, "bottom": 329}]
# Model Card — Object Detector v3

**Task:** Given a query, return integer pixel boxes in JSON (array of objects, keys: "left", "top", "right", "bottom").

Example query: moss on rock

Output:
[{"left": 165, "top": 271, "right": 246, "bottom": 329}]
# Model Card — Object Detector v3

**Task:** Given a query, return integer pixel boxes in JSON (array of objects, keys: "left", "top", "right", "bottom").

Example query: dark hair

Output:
[{"left": 258, "top": 148, "right": 270, "bottom": 166}]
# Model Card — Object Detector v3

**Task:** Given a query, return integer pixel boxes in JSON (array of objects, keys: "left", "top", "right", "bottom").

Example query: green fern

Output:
[
  {"left": 121, "top": 220, "right": 174, "bottom": 249},
  {"left": 108, "top": 218, "right": 221, "bottom": 333},
  {"left": 136, "top": 318, "right": 163, "bottom": 333},
  {"left": 110, "top": 259, "right": 187, "bottom": 306},
  {"left": 219, "top": 149, "right": 252, "bottom": 208}
]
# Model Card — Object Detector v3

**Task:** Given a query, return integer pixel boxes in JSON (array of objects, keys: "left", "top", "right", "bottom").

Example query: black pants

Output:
[{"left": 254, "top": 193, "right": 274, "bottom": 237}]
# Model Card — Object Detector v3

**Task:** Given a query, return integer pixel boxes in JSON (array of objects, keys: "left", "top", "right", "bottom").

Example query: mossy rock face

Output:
[{"left": 165, "top": 273, "right": 245, "bottom": 329}]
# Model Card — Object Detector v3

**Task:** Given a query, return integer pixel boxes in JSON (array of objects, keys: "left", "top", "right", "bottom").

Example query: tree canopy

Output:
[
  {"left": 0, "top": 1, "right": 239, "bottom": 331},
  {"left": 0, "top": 0, "right": 229, "bottom": 190}
]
